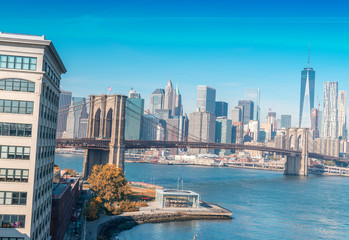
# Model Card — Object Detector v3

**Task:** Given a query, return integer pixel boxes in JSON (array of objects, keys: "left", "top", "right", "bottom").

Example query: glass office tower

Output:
[{"left": 299, "top": 65, "right": 315, "bottom": 128}]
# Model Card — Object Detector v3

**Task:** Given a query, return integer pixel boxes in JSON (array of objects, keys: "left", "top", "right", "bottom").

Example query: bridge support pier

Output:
[
  {"left": 82, "top": 94, "right": 127, "bottom": 178},
  {"left": 83, "top": 149, "right": 110, "bottom": 179},
  {"left": 284, "top": 128, "right": 308, "bottom": 176},
  {"left": 284, "top": 154, "right": 307, "bottom": 176}
]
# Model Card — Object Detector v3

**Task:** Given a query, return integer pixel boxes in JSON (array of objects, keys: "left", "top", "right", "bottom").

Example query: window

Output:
[
  {"left": 0, "top": 100, "right": 33, "bottom": 114},
  {"left": 43, "top": 60, "right": 60, "bottom": 87},
  {"left": 0, "top": 192, "right": 27, "bottom": 205},
  {"left": 0, "top": 122, "right": 32, "bottom": 137},
  {"left": 0, "top": 55, "right": 36, "bottom": 71},
  {"left": 0, "top": 146, "right": 30, "bottom": 160},
  {"left": 0, "top": 169, "right": 29, "bottom": 182},
  {"left": 0, "top": 215, "right": 25, "bottom": 228}
]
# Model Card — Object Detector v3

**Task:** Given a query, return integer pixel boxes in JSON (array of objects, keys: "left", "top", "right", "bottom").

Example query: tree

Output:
[
  {"left": 83, "top": 197, "right": 102, "bottom": 220},
  {"left": 87, "top": 164, "right": 128, "bottom": 203}
]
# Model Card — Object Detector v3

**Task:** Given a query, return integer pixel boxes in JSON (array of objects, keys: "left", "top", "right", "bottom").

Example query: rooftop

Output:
[
  {"left": 0, "top": 32, "right": 46, "bottom": 41},
  {"left": 52, "top": 178, "right": 79, "bottom": 199},
  {"left": 156, "top": 189, "right": 200, "bottom": 197},
  {"left": 0, "top": 31, "right": 67, "bottom": 73}
]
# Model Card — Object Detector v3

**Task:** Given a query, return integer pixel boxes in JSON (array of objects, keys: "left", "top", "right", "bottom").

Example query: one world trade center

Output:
[{"left": 299, "top": 51, "right": 315, "bottom": 128}]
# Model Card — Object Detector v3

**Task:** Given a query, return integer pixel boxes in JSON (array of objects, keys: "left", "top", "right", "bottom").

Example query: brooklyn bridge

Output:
[{"left": 55, "top": 94, "right": 349, "bottom": 178}]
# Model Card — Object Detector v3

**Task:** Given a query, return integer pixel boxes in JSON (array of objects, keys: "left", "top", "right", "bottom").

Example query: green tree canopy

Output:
[{"left": 87, "top": 164, "right": 128, "bottom": 202}]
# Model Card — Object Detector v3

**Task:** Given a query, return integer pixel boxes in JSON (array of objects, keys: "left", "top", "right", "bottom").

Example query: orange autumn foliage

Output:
[{"left": 87, "top": 164, "right": 128, "bottom": 203}]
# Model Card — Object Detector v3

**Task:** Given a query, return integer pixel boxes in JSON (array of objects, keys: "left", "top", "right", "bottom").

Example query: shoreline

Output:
[
  {"left": 87, "top": 202, "right": 232, "bottom": 239},
  {"left": 98, "top": 212, "right": 232, "bottom": 239},
  {"left": 125, "top": 161, "right": 349, "bottom": 177},
  {"left": 125, "top": 160, "right": 285, "bottom": 172}
]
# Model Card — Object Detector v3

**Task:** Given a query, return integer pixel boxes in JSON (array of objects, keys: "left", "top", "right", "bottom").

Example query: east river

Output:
[{"left": 55, "top": 154, "right": 349, "bottom": 240}]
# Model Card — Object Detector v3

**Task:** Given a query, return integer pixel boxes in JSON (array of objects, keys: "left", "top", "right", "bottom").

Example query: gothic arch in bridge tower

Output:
[
  {"left": 94, "top": 108, "right": 101, "bottom": 137},
  {"left": 106, "top": 108, "right": 113, "bottom": 138},
  {"left": 298, "top": 135, "right": 303, "bottom": 151},
  {"left": 289, "top": 135, "right": 295, "bottom": 150},
  {"left": 287, "top": 128, "right": 305, "bottom": 151}
]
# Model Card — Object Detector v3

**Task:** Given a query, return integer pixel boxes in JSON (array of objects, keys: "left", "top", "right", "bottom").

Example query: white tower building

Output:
[
  {"left": 321, "top": 82, "right": 338, "bottom": 139},
  {"left": 0, "top": 32, "right": 66, "bottom": 239}
]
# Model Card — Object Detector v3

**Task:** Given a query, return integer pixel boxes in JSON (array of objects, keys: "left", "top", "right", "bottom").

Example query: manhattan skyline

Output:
[{"left": 2, "top": 0, "right": 349, "bottom": 126}]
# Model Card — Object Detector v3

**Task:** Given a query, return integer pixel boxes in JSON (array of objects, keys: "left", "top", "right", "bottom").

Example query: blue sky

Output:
[{"left": 2, "top": 0, "right": 349, "bottom": 126}]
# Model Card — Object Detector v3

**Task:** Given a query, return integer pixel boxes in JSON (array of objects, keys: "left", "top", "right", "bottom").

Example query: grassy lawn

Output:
[{"left": 128, "top": 186, "right": 155, "bottom": 202}]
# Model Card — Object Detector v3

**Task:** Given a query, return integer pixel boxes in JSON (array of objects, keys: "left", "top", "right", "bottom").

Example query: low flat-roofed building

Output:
[
  {"left": 155, "top": 189, "right": 200, "bottom": 208},
  {"left": 50, "top": 178, "right": 81, "bottom": 240}
]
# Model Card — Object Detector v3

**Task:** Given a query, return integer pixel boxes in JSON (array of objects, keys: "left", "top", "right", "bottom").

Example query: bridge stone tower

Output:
[
  {"left": 83, "top": 94, "right": 127, "bottom": 178},
  {"left": 284, "top": 128, "right": 308, "bottom": 176}
]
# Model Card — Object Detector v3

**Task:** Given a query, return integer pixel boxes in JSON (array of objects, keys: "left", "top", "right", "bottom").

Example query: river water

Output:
[{"left": 55, "top": 154, "right": 349, "bottom": 240}]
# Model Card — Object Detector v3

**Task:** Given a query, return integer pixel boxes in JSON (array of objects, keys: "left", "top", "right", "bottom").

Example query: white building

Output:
[
  {"left": 321, "top": 82, "right": 338, "bottom": 139},
  {"left": 338, "top": 90, "right": 347, "bottom": 139},
  {"left": 196, "top": 85, "right": 216, "bottom": 114},
  {"left": 0, "top": 32, "right": 66, "bottom": 239},
  {"left": 188, "top": 111, "right": 216, "bottom": 154},
  {"left": 248, "top": 120, "right": 259, "bottom": 142}
]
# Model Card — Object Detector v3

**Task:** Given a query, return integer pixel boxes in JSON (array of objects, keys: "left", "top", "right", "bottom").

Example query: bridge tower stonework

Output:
[
  {"left": 284, "top": 128, "right": 308, "bottom": 176},
  {"left": 83, "top": 94, "right": 127, "bottom": 178}
]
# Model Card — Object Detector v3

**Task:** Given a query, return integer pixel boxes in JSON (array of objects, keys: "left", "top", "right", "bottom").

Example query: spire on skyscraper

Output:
[
  {"left": 167, "top": 75, "right": 172, "bottom": 87},
  {"left": 308, "top": 44, "right": 310, "bottom": 68}
]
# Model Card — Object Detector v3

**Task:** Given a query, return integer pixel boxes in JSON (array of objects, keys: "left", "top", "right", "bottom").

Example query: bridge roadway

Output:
[{"left": 55, "top": 138, "right": 349, "bottom": 164}]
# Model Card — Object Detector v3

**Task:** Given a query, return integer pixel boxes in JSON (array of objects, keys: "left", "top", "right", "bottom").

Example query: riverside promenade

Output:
[{"left": 86, "top": 201, "right": 232, "bottom": 239}]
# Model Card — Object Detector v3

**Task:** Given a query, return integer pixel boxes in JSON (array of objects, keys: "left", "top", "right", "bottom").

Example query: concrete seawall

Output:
[{"left": 98, "top": 212, "right": 232, "bottom": 238}]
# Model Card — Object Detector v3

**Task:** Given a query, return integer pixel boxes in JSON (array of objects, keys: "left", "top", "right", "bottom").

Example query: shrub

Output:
[{"left": 83, "top": 197, "right": 103, "bottom": 220}]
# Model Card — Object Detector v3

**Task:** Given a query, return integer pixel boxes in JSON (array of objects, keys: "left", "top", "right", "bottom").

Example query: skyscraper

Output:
[
  {"left": 160, "top": 78, "right": 183, "bottom": 117},
  {"left": 149, "top": 89, "right": 165, "bottom": 115},
  {"left": 164, "top": 78, "right": 174, "bottom": 115},
  {"left": 0, "top": 32, "right": 66, "bottom": 239},
  {"left": 281, "top": 115, "right": 292, "bottom": 129},
  {"left": 231, "top": 106, "right": 243, "bottom": 123},
  {"left": 248, "top": 120, "right": 259, "bottom": 142},
  {"left": 266, "top": 111, "right": 276, "bottom": 132},
  {"left": 311, "top": 108, "right": 320, "bottom": 138},
  {"left": 215, "top": 101, "right": 228, "bottom": 117},
  {"left": 338, "top": 90, "right": 347, "bottom": 139},
  {"left": 197, "top": 85, "right": 216, "bottom": 114},
  {"left": 173, "top": 85, "right": 183, "bottom": 117},
  {"left": 125, "top": 89, "right": 144, "bottom": 140},
  {"left": 321, "top": 82, "right": 338, "bottom": 139},
  {"left": 238, "top": 100, "right": 254, "bottom": 124},
  {"left": 72, "top": 97, "right": 87, "bottom": 138},
  {"left": 232, "top": 122, "right": 244, "bottom": 144},
  {"left": 245, "top": 88, "right": 260, "bottom": 122},
  {"left": 56, "top": 90, "right": 72, "bottom": 138},
  {"left": 215, "top": 117, "right": 232, "bottom": 155},
  {"left": 299, "top": 52, "right": 315, "bottom": 128},
  {"left": 188, "top": 111, "right": 216, "bottom": 154},
  {"left": 64, "top": 97, "right": 88, "bottom": 138},
  {"left": 129, "top": 88, "right": 141, "bottom": 98}
]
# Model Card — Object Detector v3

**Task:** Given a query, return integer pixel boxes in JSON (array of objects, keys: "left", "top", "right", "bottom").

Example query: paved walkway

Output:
[{"left": 86, "top": 201, "right": 231, "bottom": 240}]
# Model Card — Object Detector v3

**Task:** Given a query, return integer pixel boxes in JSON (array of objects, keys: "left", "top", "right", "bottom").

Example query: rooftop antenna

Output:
[{"left": 308, "top": 44, "right": 310, "bottom": 68}]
